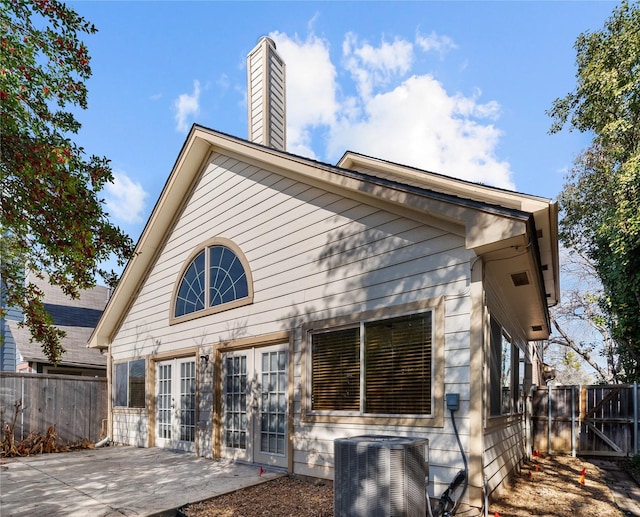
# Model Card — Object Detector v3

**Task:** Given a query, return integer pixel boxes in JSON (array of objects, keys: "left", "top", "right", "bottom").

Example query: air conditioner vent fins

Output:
[{"left": 334, "top": 435, "right": 429, "bottom": 517}]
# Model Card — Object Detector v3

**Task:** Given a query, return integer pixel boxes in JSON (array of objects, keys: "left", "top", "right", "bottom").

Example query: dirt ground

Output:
[
  {"left": 182, "top": 476, "right": 334, "bottom": 517},
  {"left": 490, "top": 455, "right": 625, "bottom": 517},
  {"left": 181, "top": 455, "right": 631, "bottom": 517}
]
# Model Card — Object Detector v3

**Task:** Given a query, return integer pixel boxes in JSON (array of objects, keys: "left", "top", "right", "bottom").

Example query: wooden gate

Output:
[{"left": 531, "top": 384, "right": 639, "bottom": 457}]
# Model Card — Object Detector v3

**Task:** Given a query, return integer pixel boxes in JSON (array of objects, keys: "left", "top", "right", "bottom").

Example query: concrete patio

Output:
[{"left": 0, "top": 446, "right": 284, "bottom": 516}]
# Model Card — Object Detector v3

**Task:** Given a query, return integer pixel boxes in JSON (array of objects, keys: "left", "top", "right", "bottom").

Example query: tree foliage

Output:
[
  {"left": 1, "top": 0, "right": 134, "bottom": 364},
  {"left": 549, "top": 0, "right": 640, "bottom": 381}
]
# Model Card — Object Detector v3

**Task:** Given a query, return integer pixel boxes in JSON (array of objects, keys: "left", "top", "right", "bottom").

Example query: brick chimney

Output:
[{"left": 247, "top": 36, "right": 286, "bottom": 151}]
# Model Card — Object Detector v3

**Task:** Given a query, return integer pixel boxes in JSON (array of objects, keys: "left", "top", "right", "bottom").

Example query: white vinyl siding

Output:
[
  {"left": 112, "top": 410, "right": 148, "bottom": 447},
  {"left": 109, "top": 151, "right": 474, "bottom": 497}
]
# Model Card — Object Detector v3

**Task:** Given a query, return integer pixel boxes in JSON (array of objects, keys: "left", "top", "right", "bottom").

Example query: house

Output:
[
  {"left": 88, "top": 37, "right": 559, "bottom": 511},
  {"left": 8, "top": 272, "right": 109, "bottom": 376},
  {"left": 0, "top": 282, "right": 21, "bottom": 372}
]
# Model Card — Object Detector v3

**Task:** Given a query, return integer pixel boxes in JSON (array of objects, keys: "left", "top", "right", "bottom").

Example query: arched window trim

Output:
[{"left": 170, "top": 237, "right": 254, "bottom": 325}]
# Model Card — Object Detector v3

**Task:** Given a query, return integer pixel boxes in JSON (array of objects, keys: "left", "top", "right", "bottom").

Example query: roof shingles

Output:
[{"left": 11, "top": 275, "right": 109, "bottom": 368}]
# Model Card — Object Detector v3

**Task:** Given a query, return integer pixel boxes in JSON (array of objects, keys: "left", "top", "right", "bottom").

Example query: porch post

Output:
[
  {"left": 634, "top": 382, "right": 638, "bottom": 455},
  {"left": 571, "top": 385, "right": 576, "bottom": 457},
  {"left": 547, "top": 385, "right": 552, "bottom": 455},
  {"left": 468, "top": 257, "right": 486, "bottom": 510}
]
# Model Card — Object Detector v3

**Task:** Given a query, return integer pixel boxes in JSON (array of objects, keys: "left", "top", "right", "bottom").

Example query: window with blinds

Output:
[
  {"left": 310, "top": 312, "right": 433, "bottom": 416},
  {"left": 312, "top": 327, "right": 360, "bottom": 411},
  {"left": 364, "top": 314, "right": 432, "bottom": 414}
]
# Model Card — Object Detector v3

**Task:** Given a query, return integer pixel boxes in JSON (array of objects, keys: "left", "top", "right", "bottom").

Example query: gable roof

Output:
[
  {"left": 88, "top": 124, "right": 559, "bottom": 348},
  {"left": 14, "top": 274, "right": 108, "bottom": 368}
]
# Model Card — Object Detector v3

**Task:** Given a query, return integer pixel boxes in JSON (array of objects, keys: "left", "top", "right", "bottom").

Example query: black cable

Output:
[
  {"left": 433, "top": 409, "right": 471, "bottom": 517},
  {"left": 450, "top": 408, "right": 469, "bottom": 515}
]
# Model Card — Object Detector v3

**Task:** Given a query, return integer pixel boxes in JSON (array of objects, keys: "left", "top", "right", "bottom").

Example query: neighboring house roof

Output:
[
  {"left": 13, "top": 274, "right": 109, "bottom": 368},
  {"left": 88, "top": 124, "right": 560, "bottom": 349}
]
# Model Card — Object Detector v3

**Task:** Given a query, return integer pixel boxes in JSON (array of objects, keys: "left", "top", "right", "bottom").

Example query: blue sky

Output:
[{"left": 68, "top": 1, "right": 617, "bottom": 249}]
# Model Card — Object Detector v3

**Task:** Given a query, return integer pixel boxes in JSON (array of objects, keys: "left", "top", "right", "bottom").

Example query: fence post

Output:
[
  {"left": 571, "top": 385, "right": 576, "bottom": 457},
  {"left": 20, "top": 375, "right": 25, "bottom": 441},
  {"left": 547, "top": 385, "right": 552, "bottom": 455},
  {"left": 634, "top": 382, "right": 638, "bottom": 456}
]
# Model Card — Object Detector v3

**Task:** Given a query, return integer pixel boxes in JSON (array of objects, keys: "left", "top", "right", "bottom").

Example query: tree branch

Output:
[{"left": 550, "top": 317, "right": 613, "bottom": 383}]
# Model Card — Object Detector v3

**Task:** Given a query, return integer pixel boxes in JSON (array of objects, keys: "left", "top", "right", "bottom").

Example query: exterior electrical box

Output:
[
  {"left": 334, "top": 435, "right": 429, "bottom": 517},
  {"left": 446, "top": 393, "right": 460, "bottom": 411}
]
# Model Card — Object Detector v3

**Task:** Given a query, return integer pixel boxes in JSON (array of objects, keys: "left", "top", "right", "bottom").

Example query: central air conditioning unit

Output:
[{"left": 334, "top": 435, "right": 429, "bottom": 517}]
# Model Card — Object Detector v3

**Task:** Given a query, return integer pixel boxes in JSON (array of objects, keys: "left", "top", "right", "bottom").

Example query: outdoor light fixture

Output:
[{"left": 200, "top": 354, "right": 209, "bottom": 364}]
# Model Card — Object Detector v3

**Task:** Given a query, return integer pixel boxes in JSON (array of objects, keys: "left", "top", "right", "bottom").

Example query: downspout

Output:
[{"left": 107, "top": 345, "right": 113, "bottom": 443}]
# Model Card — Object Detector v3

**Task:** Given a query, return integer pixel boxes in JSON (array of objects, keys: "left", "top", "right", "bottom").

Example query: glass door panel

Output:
[
  {"left": 178, "top": 358, "right": 196, "bottom": 444},
  {"left": 221, "top": 351, "right": 252, "bottom": 462},
  {"left": 156, "top": 363, "right": 172, "bottom": 446},
  {"left": 221, "top": 344, "right": 287, "bottom": 468},
  {"left": 156, "top": 358, "right": 196, "bottom": 452}
]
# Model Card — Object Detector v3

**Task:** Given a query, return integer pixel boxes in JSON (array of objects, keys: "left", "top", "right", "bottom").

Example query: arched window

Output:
[
  {"left": 175, "top": 250, "right": 205, "bottom": 317},
  {"left": 172, "top": 239, "right": 253, "bottom": 322}
]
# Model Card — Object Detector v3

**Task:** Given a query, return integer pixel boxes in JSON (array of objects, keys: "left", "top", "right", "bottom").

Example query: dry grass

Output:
[{"left": 181, "top": 455, "right": 627, "bottom": 517}]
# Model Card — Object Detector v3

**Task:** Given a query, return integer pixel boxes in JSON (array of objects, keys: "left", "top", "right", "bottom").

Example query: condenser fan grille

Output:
[{"left": 334, "top": 435, "right": 429, "bottom": 517}]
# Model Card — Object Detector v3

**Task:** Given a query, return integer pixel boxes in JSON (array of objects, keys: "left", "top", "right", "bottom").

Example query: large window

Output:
[
  {"left": 311, "top": 312, "right": 433, "bottom": 416},
  {"left": 173, "top": 240, "right": 252, "bottom": 320},
  {"left": 114, "top": 359, "right": 146, "bottom": 408}
]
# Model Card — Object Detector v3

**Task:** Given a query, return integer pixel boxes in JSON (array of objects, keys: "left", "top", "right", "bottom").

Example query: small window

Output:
[
  {"left": 489, "top": 316, "right": 514, "bottom": 416},
  {"left": 501, "top": 333, "right": 512, "bottom": 414},
  {"left": 311, "top": 312, "right": 433, "bottom": 416},
  {"left": 173, "top": 240, "right": 252, "bottom": 321},
  {"left": 517, "top": 349, "right": 526, "bottom": 413},
  {"left": 114, "top": 359, "right": 146, "bottom": 408}
]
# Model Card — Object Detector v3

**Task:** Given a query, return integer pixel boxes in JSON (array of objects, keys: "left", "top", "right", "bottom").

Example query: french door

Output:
[
  {"left": 156, "top": 357, "right": 196, "bottom": 451},
  {"left": 221, "top": 344, "right": 288, "bottom": 468}
]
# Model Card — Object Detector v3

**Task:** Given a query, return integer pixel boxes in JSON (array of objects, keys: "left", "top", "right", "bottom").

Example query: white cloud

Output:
[
  {"left": 327, "top": 75, "right": 513, "bottom": 188},
  {"left": 216, "top": 73, "right": 231, "bottom": 92},
  {"left": 415, "top": 30, "right": 457, "bottom": 57},
  {"left": 105, "top": 171, "right": 148, "bottom": 224},
  {"left": 173, "top": 80, "right": 201, "bottom": 132},
  {"left": 269, "top": 29, "right": 514, "bottom": 189},
  {"left": 343, "top": 33, "right": 413, "bottom": 99},
  {"left": 270, "top": 31, "right": 339, "bottom": 158}
]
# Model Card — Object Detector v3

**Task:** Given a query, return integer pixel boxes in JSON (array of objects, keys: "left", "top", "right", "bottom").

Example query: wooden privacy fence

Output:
[
  {"left": 0, "top": 372, "right": 107, "bottom": 443},
  {"left": 532, "top": 384, "right": 639, "bottom": 457}
]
